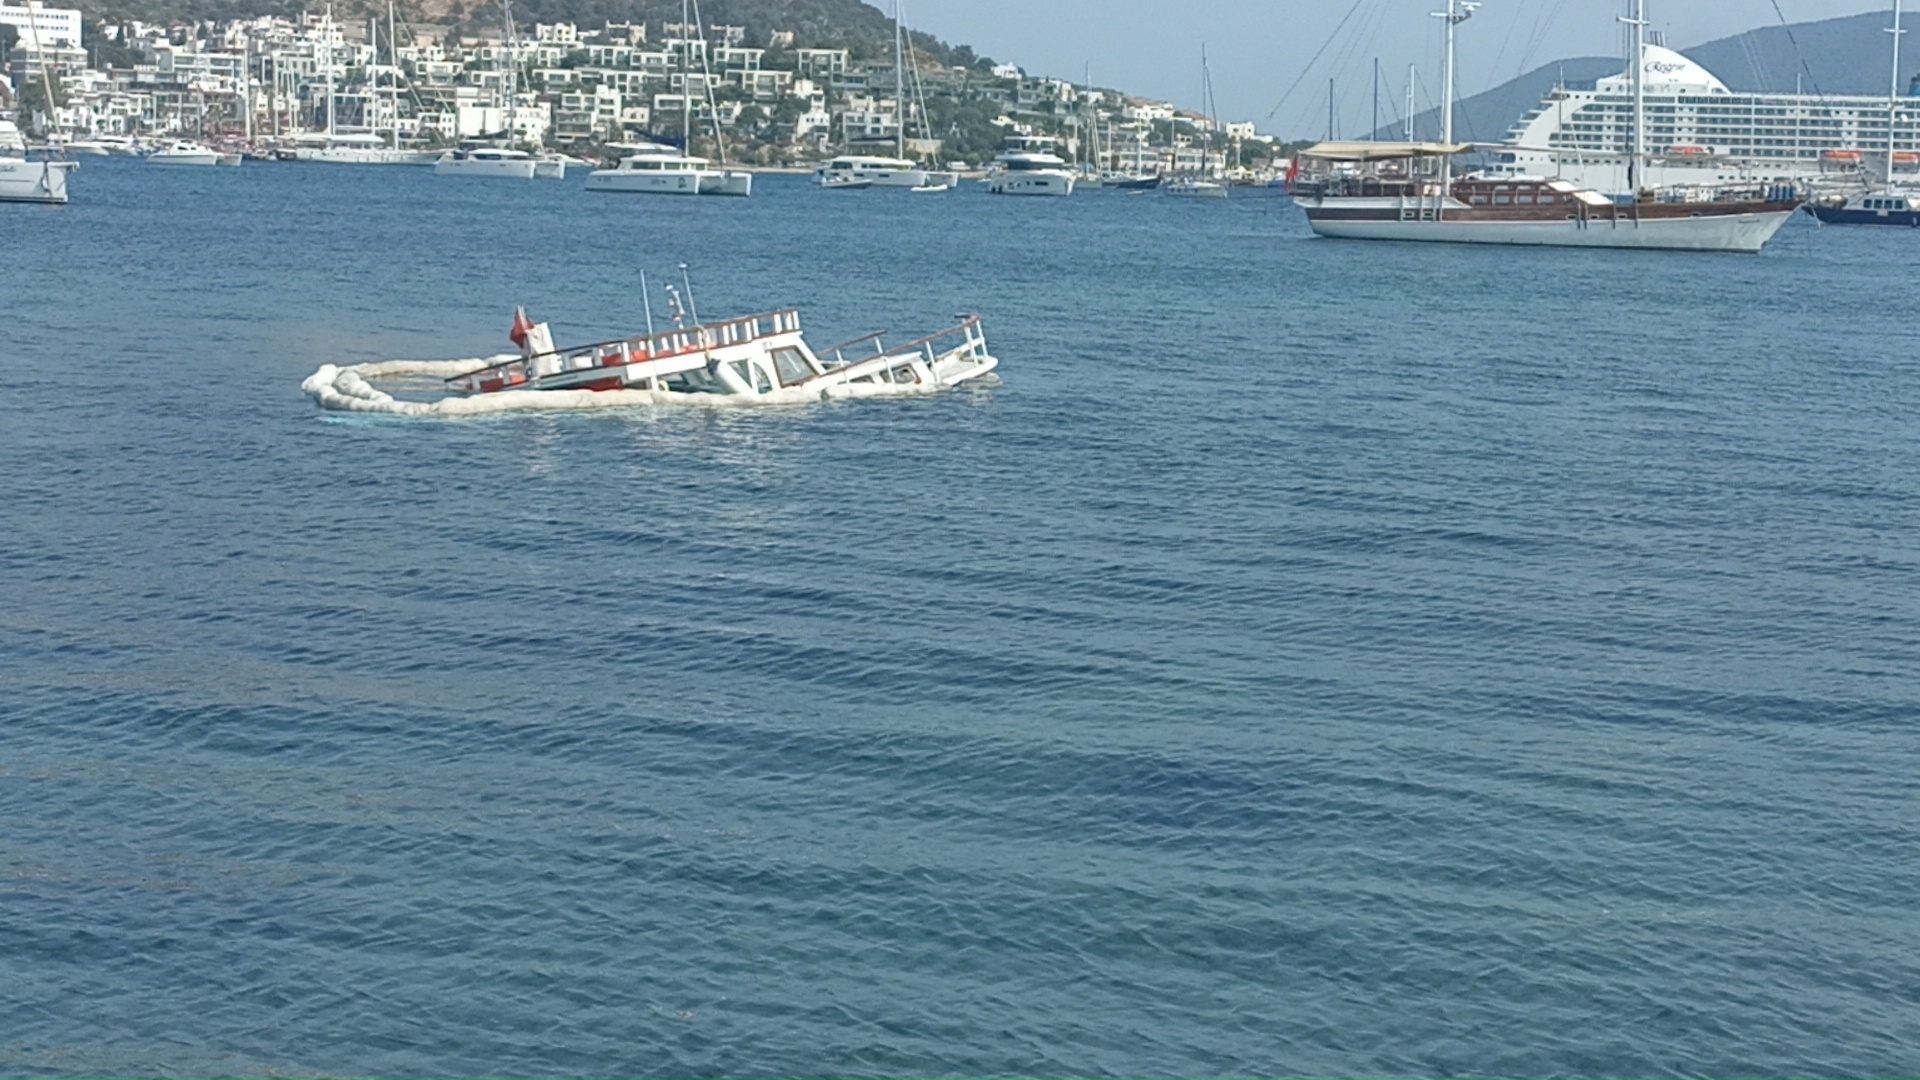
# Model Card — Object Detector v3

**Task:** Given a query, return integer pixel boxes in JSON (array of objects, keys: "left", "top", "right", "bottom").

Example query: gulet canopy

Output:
[{"left": 1301, "top": 140, "right": 1473, "bottom": 161}]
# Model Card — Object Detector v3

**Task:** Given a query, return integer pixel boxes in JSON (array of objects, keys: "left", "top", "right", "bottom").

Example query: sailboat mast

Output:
[
  {"left": 1890, "top": 0, "right": 1906, "bottom": 186},
  {"left": 1625, "top": 0, "right": 1646, "bottom": 192},
  {"left": 1405, "top": 64, "right": 1415, "bottom": 141},
  {"left": 894, "top": 0, "right": 905, "bottom": 158},
  {"left": 389, "top": 0, "right": 399, "bottom": 150},
  {"left": 504, "top": 0, "right": 517, "bottom": 146},
  {"left": 681, "top": 0, "right": 691, "bottom": 151},
  {"left": 325, "top": 4, "right": 336, "bottom": 136},
  {"left": 1435, "top": 0, "right": 1476, "bottom": 197}
]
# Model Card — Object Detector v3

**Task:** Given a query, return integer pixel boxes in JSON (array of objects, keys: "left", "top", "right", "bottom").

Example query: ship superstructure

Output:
[{"left": 1488, "top": 44, "right": 1920, "bottom": 192}]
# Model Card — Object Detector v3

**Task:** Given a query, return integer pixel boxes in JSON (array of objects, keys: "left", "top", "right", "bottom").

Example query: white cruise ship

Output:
[{"left": 1486, "top": 43, "right": 1916, "bottom": 192}]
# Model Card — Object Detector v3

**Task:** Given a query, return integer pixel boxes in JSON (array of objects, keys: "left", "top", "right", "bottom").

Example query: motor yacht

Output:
[
  {"left": 813, "top": 154, "right": 955, "bottom": 189},
  {"left": 583, "top": 142, "right": 751, "bottom": 196},
  {"left": 284, "top": 132, "right": 441, "bottom": 165},
  {"left": 987, "top": 150, "right": 1076, "bottom": 196},
  {"left": 148, "top": 140, "right": 237, "bottom": 166},
  {"left": 1164, "top": 176, "right": 1228, "bottom": 199},
  {"left": 434, "top": 145, "right": 539, "bottom": 179}
]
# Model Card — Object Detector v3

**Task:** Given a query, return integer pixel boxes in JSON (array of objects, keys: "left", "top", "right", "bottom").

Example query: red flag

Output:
[{"left": 509, "top": 306, "right": 534, "bottom": 348}]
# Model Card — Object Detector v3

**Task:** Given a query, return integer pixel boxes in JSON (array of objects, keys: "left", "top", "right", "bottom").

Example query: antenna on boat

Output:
[
  {"left": 641, "top": 269, "right": 656, "bottom": 336},
  {"left": 679, "top": 263, "right": 700, "bottom": 325}
]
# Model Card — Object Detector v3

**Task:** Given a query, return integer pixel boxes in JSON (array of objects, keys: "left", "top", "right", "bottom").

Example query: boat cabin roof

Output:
[{"left": 1302, "top": 140, "right": 1474, "bottom": 161}]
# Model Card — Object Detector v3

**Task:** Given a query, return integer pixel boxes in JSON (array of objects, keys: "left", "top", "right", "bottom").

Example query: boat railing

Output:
[
  {"left": 812, "top": 315, "right": 987, "bottom": 380},
  {"left": 448, "top": 308, "right": 803, "bottom": 390}
]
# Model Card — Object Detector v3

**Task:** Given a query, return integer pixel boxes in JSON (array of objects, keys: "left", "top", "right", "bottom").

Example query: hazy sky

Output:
[{"left": 901, "top": 1, "right": 1892, "bottom": 137}]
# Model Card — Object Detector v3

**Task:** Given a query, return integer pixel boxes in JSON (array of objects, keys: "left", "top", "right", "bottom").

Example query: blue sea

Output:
[{"left": 4, "top": 161, "right": 1919, "bottom": 1078}]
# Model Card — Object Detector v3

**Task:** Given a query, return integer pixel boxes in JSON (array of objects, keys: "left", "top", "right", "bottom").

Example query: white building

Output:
[{"left": 0, "top": 0, "right": 80, "bottom": 49}]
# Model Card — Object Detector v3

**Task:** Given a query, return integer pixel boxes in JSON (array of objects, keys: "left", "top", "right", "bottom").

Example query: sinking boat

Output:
[{"left": 304, "top": 304, "right": 999, "bottom": 416}]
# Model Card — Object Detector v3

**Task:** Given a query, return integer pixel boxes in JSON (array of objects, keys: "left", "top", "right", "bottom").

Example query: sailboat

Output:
[
  {"left": 0, "top": 118, "right": 77, "bottom": 203},
  {"left": 1, "top": 4, "right": 77, "bottom": 203},
  {"left": 1291, "top": 0, "right": 1801, "bottom": 251},
  {"left": 584, "top": 0, "right": 750, "bottom": 195},
  {"left": 1807, "top": 1, "right": 1920, "bottom": 224},
  {"left": 435, "top": 0, "right": 565, "bottom": 178},
  {"left": 810, "top": 1, "right": 952, "bottom": 189},
  {"left": 290, "top": 4, "right": 439, "bottom": 164},
  {"left": 1165, "top": 45, "right": 1228, "bottom": 199}
]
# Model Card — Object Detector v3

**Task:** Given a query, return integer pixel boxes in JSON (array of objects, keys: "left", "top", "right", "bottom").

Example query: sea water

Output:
[{"left": 3, "top": 161, "right": 1919, "bottom": 1077}]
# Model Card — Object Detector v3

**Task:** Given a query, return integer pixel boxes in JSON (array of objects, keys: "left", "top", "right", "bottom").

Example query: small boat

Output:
[
  {"left": 304, "top": 304, "right": 1000, "bottom": 415},
  {"left": 819, "top": 173, "right": 874, "bottom": 190},
  {"left": 1163, "top": 175, "right": 1228, "bottom": 199},
  {"left": 1104, "top": 172, "right": 1161, "bottom": 190},
  {"left": 1805, "top": 189, "right": 1920, "bottom": 225},
  {"left": 909, "top": 180, "right": 952, "bottom": 193},
  {"left": 148, "top": 140, "right": 226, "bottom": 166}
]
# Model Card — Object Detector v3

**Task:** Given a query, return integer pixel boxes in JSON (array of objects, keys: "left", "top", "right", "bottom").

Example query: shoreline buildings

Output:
[{"left": 0, "top": 5, "right": 1267, "bottom": 175}]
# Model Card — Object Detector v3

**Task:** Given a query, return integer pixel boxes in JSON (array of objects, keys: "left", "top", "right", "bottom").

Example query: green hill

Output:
[{"left": 71, "top": 0, "right": 988, "bottom": 69}]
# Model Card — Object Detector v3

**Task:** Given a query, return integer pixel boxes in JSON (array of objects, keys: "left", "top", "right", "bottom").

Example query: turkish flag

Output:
[{"left": 509, "top": 307, "right": 534, "bottom": 348}]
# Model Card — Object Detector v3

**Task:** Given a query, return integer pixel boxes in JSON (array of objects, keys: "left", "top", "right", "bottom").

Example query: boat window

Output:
[
  {"left": 753, "top": 364, "right": 773, "bottom": 394},
  {"left": 1494, "top": 194, "right": 1511, "bottom": 204},
  {"left": 770, "top": 346, "right": 814, "bottom": 386},
  {"left": 1471, "top": 194, "right": 1490, "bottom": 204},
  {"left": 1515, "top": 194, "right": 1534, "bottom": 204},
  {"left": 728, "top": 360, "right": 753, "bottom": 387},
  {"left": 661, "top": 367, "right": 720, "bottom": 393},
  {"left": 889, "top": 365, "right": 920, "bottom": 384}
]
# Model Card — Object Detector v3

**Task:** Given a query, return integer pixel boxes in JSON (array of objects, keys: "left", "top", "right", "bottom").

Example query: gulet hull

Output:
[{"left": 1304, "top": 208, "right": 1796, "bottom": 252}]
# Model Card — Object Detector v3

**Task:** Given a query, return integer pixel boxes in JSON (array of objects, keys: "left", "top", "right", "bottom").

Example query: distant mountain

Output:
[{"left": 1379, "top": 10, "right": 1902, "bottom": 144}]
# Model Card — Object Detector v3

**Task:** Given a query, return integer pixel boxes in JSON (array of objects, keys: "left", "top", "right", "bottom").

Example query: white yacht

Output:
[
  {"left": 813, "top": 154, "right": 954, "bottom": 189},
  {"left": 148, "top": 140, "right": 238, "bottom": 166},
  {"left": 1164, "top": 176, "right": 1228, "bottom": 199},
  {"left": 435, "top": 145, "right": 540, "bottom": 179},
  {"left": 0, "top": 119, "right": 76, "bottom": 204},
  {"left": 285, "top": 132, "right": 440, "bottom": 165},
  {"left": 584, "top": 142, "right": 751, "bottom": 196},
  {"left": 987, "top": 150, "right": 1076, "bottom": 196}
]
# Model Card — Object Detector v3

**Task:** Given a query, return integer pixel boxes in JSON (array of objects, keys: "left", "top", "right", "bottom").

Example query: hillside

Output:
[
  {"left": 71, "top": 0, "right": 988, "bottom": 68},
  {"left": 1379, "top": 10, "right": 1903, "bottom": 144}
]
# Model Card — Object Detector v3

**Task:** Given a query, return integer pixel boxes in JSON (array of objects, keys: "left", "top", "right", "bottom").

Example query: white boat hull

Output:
[
  {"left": 292, "top": 147, "right": 441, "bottom": 165},
  {"left": 584, "top": 168, "right": 750, "bottom": 196},
  {"left": 988, "top": 172, "right": 1075, "bottom": 196},
  {"left": 1304, "top": 209, "right": 1796, "bottom": 252},
  {"left": 149, "top": 151, "right": 221, "bottom": 166},
  {"left": 0, "top": 158, "right": 73, "bottom": 203},
  {"left": 435, "top": 157, "right": 538, "bottom": 179}
]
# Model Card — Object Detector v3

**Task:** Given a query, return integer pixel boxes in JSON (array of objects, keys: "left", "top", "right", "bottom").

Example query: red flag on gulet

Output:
[{"left": 509, "top": 307, "right": 534, "bottom": 348}]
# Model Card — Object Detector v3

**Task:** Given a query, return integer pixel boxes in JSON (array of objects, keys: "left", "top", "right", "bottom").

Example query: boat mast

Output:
[
  {"left": 894, "top": 0, "right": 904, "bottom": 159},
  {"left": 1621, "top": 0, "right": 1646, "bottom": 193},
  {"left": 681, "top": 0, "right": 692, "bottom": 152},
  {"left": 325, "top": 4, "right": 336, "bottom": 137},
  {"left": 1890, "top": 0, "right": 1905, "bottom": 187},
  {"left": 504, "top": 0, "right": 517, "bottom": 147},
  {"left": 1405, "top": 64, "right": 1415, "bottom": 140},
  {"left": 1434, "top": 0, "right": 1477, "bottom": 197},
  {"left": 389, "top": 0, "right": 399, "bottom": 151}
]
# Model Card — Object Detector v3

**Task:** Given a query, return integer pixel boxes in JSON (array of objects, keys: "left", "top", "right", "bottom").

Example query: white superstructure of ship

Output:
[{"left": 1487, "top": 41, "right": 1920, "bottom": 193}]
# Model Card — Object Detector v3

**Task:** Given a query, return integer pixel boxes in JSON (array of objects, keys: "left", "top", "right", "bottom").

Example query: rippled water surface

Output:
[{"left": 4, "top": 161, "right": 1920, "bottom": 1077}]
